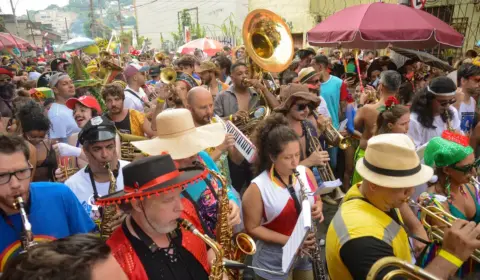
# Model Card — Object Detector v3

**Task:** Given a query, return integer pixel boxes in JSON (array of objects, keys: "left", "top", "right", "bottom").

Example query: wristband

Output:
[
  {"left": 438, "top": 249, "right": 463, "bottom": 268},
  {"left": 157, "top": 98, "right": 165, "bottom": 104},
  {"left": 229, "top": 115, "right": 233, "bottom": 121}
]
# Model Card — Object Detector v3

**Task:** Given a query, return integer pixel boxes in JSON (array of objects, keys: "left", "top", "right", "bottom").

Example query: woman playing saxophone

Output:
[{"left": 242, "top": 114, "right": 324, "bottom": 280}]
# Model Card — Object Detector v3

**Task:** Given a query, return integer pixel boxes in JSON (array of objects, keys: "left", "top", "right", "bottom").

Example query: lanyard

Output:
[
  {"left": 273, "top": 169, "right": 301, "bottom": 217},
  {"left": 86, "top": 162, "right": 120, "bottom": 201}
]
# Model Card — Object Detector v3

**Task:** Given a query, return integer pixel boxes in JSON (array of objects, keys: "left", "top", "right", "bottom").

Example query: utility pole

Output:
[
  {"left": 8, "top": 0, "right": 19, "bottom": 35},
  {"left": 65, "top": 17, "right": 70, "bottom": 40},
  {"left": 89, "top": 0, "right": 96, "bottom": 38},
  {"left": 132, "top": 0, "right": 139, "bottom": 43},
  {"left": 27, "top": 10, "right": 36, "bottom": 45},
  {"left": 117, "top": 0, "right": 124, "bottom": 35}
]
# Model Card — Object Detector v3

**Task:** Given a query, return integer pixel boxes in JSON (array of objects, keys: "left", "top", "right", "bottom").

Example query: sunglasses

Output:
[
  {"left": 296, "top": 103, "right": 313, "bottom": 111},
  {"left": 449, "top": 158, "right": 480, "bottom": 174},
  {"left": 307, "top": 79, "right": 320, "bottom": 84},
  {"left": 0, "top": 78, "right": 12, "bottom": 83},
  {"left": 436, "top": 97, "right": 456, "bottom": 107}
]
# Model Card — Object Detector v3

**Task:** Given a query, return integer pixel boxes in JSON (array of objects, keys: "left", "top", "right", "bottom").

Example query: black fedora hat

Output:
[{"left": 95, "top": 154, "right": 207, "bottom": 206}]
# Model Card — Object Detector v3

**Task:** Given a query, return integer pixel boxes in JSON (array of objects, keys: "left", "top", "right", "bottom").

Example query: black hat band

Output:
[{"left": 363, "top": 158, "right": 421, "bottom": 177}]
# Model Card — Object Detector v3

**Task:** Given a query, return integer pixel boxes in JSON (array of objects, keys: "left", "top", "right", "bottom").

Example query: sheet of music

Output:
[{"left": 281, "top": 200, "right": 312, "bottom": 273}]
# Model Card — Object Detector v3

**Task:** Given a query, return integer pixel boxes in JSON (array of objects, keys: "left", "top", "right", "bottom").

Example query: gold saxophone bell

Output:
[
  {"left": 232, "top": 232, "right": 257, "bottom": 263},
  {"left": 367, "top": 256, "right": 439, "bottom": 280},
  {"left": 160, "top": 67, "right": 177, "bottom": 84}
]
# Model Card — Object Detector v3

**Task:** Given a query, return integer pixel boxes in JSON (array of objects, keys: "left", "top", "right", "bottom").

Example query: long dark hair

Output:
[
  {"left": 251, "top": 113, "right": 299, "bottom": 176},
  {"left": 410, "top": 76, "right": 457, "bottom": 129}
]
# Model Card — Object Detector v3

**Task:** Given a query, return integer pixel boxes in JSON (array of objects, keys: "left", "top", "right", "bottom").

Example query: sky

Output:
[{"left": 0, "top": 0, "right": 69, "bottom": 17}]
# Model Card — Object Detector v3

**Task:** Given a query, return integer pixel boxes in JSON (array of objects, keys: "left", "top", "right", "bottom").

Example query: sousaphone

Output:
[{"left": 236, "top": 9, "right": 294, "bottom": 135}]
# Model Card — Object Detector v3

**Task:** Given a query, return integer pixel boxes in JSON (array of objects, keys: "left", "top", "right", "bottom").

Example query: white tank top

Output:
[{"left": 252, "top": 165, "right": 316, "bottom": 236}]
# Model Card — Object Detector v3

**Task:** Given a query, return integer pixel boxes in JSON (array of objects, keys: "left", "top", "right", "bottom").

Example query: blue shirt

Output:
[
  {"left": 182, "top": 151, "right": 239, "bottom": 235},
  {"left": 0, "top": 182, "right": 95, "bottom": 271},
  {"left": 320, "top": 75, "right": 344, "bottom": 129}
]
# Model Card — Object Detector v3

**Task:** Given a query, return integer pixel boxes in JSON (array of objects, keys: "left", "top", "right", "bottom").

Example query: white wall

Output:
[{"left": 135, "top": 0, "right": 248, "bottom": 49}]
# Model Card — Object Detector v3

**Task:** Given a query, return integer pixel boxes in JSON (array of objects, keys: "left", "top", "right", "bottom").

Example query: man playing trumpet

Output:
[{"left": 326, "top": 133, "right": 480, "bottom": 280}]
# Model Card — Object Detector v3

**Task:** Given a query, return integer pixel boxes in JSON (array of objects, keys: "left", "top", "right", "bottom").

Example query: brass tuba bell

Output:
[
  {"left": 243, "top": 9, "right": 295, "bottom": 73},
  {"left": 160, "top": 67, "right": 177, "bottom": 84}
]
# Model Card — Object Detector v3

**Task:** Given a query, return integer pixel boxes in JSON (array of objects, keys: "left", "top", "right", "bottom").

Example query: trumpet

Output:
[
  {"left": 410, "top": 196, "right": 480, "bottom": 262},
  {"left": 314, "top": 111, "right": 351, "bottom": 150},
  {"left": 367, "top": 256, "right": 439, "bottom": 280}
]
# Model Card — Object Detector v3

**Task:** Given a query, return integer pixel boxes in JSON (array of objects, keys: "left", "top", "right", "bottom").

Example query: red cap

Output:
[
  {"left": 0, "top": 67, "right": 14, "bottom": 78},
  {"left": 66, "top": 95, "right": 102, "bottom": 113}
]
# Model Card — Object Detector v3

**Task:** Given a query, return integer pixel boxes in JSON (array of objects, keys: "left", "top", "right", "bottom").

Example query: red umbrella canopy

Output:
[
  {"left": 307, "top": 2, "right": 464, "bottom": 49},
  {"left": 178, "top": 38, "right": 224, "bottom": 57},
  {"left": 0, "top": 33, "right": 35, "bottom": 50}
]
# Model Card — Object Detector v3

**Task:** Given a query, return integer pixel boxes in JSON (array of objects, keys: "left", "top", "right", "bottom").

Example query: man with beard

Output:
[
  {"left": 47, "top": 73, "right": 80, "bottom": 143},
  {"left": 0, "top": 134, "right": 95, "bottom": 272},
  {"left": 197, "top": 61, "right": 229, "bottom": 99},
  {"left": 186, "top": 86, "right": 239, "bottom": 187},
  {"left": 102, "top": 83, "right": 154, "bottom": 137},
  {"left": 0, "top": 67, "right": 16, "bottom": 131},
  {"left": 454, "top": 63, "right": 480, "bottom": 135}
]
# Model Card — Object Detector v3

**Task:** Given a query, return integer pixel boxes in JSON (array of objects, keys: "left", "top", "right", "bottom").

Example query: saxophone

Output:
[
  {"left": 13, "top": 196, "right": 37, "bottom": 252},
  {"left": 99, "top": 162, "right": 117, "bottom": 239},
  {"left": 178, "top": 218, "right": 224, "bottom": 280},
  {"left": 293, "top": 170, "right": 327, "bottom": 280},
  {"left": 195, "top": 161, "right": 256, "bottom": 279}
]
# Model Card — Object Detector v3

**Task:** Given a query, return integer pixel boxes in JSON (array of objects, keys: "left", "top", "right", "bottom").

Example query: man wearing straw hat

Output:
[
  {"left": 326, "top": 133, "right": 480, "bottom": 280},
  {"left": 96, "top": 154, "right": 217, "bottom": 280},
  {"left": 132, "top": 108, "right": 241, "bottom": 238}
]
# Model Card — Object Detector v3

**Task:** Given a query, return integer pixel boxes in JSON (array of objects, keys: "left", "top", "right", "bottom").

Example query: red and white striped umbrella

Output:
[{"left": 177, "top": 38, "right": 223, "bottom": 57}]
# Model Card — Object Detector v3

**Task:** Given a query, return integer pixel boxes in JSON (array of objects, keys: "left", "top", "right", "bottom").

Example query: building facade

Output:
[
  {"left": 135, "top": 0, "right": 248, "bottom": 50},
  {"left": 34, "top": 10, "right": 77, "bottom": 41},
  {"left": 248, "top": 0, "right": 478, "bottom": 53}
]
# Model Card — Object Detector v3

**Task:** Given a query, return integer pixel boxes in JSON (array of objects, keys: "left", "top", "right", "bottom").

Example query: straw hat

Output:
[
  {"left": 132, "top": 109, "right": 225, "bottom": 159},
  {"left": 356, "top": 134, "right": 433, "bottom": 188}
]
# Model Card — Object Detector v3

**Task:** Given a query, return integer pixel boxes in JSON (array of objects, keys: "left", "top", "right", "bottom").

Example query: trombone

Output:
[
  {"left": 367, "top": 256, "right": 439, "bottom": 280},
  {"left": 410, "top": 196, "right": 480, "bottom": 263}
]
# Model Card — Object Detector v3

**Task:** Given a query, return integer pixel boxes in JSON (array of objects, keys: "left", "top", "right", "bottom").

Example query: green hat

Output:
[{"left": 424, "top": 131, "right": 473, "bottom": 168}]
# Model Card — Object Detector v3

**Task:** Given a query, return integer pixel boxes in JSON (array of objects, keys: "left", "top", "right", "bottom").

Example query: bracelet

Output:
[
  {"left": 438, "top": 249, "right": 463, "bottom": 268},
  {"left": 157, "top": 98, "right": 165, "bottom": 104},
  {"left": 357, "top": 104, "right": 364, "bottom": 109}
]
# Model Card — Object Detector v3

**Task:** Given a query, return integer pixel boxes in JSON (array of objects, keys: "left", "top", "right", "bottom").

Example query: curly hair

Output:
[
  {"left": 410, "top": 76, "right": 457, "bottom": 129},
  {"left": 376, "top": 105, "right": 409, "bottom": 135},
  {"left": 250, "top": 113, "right": 299, "bottom": 176},
  {"left": 17, "top": 101, "right": 51, "bottom": 132},
  {"left": 177, "top": 54, "right": 197, "bottom": 69},
  {"left": 101, "top": 83, "right": 125, "bottom": 100},
  {"left": 1, "top": 234, "right": 110, "bottom": 280}
]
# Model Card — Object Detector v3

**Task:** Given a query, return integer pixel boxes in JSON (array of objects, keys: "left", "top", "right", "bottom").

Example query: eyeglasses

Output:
[
  {"left": 449, "top": 158, "right": 480, "bottom": 174},
  {"left": 436, "top": 98, "right": 456, "bottom": 107},
  {"left": 0, "top": 167, "right": 33, "bottom": 185}
]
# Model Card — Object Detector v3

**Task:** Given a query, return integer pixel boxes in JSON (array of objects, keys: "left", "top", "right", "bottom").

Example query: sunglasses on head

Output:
[
  {"left": 436, "top": 97, "right": 456, "bottom": 107},
  {"left": 0, "top": 78, "right": 11, "bottom": 83},
  {"left": 449, "top": 158, "right": 480, "bottom": 174}
]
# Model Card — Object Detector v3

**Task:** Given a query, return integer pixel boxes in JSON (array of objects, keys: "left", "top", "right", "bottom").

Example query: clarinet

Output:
[
  {"left": 13, "top": 196, "right": 37, "bottom": 253},
  {"left": 294, "top": 170, "right": 327, "bottom": 280}
]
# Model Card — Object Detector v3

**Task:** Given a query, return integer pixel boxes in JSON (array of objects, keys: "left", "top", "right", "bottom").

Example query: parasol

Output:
[
  {"left": 57, "top": 37, "right": 96, "bottom": 52},
  {"left": 391, "top": 47, "right": 454, "bottom": 72},
  {"left": 0, "top": 33, "right": 36, "bottom": 50},
  {"left": 307, "top": 2, "right": 464, "bottom": 49},
  {"left": 177, "top": 38, "right": 223, "bottom": 57}
]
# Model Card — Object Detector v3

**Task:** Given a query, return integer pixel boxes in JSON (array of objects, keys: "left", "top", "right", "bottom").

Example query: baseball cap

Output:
[
  {"left": 78, "top": 116, "right": 116, "bottom": 145},
  {"left": 123, "top": 63, "right": 150, "bottom": 79},
  {"left": 66, "top": 95, "right": 102, "bottom": 113},
  {"left": 149, "top": 66, "right": 161, "bottom": 77}
]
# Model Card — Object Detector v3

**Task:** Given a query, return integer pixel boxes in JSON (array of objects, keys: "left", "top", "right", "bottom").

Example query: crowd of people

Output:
[{"left": 0, "top": 37, "right": 479, "bottom": 280}]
